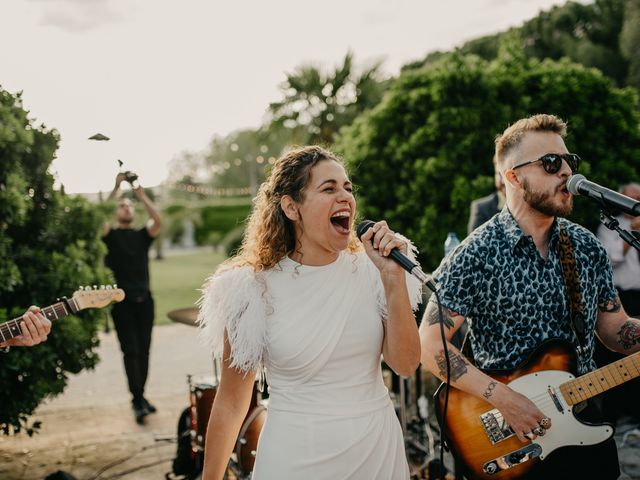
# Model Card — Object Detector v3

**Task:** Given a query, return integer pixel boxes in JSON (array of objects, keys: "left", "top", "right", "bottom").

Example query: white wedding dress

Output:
[{"left": 199, "top": 249, "right": 422, "bottom": 480}]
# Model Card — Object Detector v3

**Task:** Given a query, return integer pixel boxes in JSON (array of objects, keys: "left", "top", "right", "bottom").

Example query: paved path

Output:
[{"left": 0, "top": 323, "right": 211, "bottom": 480}]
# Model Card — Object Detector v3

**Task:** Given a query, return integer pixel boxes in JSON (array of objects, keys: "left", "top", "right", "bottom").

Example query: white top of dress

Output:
[{"left": 197, "top": 245, "right": 423, "bottom": 375}]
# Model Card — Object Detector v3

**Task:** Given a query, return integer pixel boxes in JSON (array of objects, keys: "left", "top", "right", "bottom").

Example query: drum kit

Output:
[
  {"left": 168, "top": 307, "right": 450, "bottom": 480},
  {"left": 167, "top": 307, "right": 267, "bottom": 480}
]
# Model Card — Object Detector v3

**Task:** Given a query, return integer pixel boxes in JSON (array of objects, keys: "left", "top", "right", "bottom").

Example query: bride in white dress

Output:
[{"left": 198, "top": 146, "right": 422, "bottom": 480}]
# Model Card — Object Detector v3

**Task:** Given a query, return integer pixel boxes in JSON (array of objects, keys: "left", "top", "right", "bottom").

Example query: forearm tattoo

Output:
[
  {"left": 599, "top": 297, "right": 622, "bottom": 313},
  {"left": 426, "top": 303, "right": 456, "bottom": 329},
  {"left": 435, "top": 349, "right": 468, "bottom": 381},
  {"left": 483, "top": 380, "right": 497, "bottom": 400},
  {"left": 617, "top": 320, "right": 640, "bottom": 350}
]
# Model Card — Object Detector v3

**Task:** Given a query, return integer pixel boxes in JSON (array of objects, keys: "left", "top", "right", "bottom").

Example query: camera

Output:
[{"left": 124, "top": 171, "right": 139, "bottom": 184}]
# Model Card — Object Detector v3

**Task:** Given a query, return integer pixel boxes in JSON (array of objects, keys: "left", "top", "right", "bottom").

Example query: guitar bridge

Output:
[{"left": 480, "top": 409, "right": 514, "bottom": 445}]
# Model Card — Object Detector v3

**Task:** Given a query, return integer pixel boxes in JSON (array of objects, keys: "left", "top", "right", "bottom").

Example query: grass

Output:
[{"left": 149, "top": 249, "right": 226, "bottom": 326}]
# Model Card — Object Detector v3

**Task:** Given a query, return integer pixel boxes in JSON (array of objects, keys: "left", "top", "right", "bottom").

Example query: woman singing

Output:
[{"left": 198, "top": 146, "right": 422, "bottom": 479}]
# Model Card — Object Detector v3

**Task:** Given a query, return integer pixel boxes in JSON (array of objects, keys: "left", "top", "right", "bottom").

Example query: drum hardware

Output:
[{"left": 387, "top": 363, "right": 454, "bottom": 480}]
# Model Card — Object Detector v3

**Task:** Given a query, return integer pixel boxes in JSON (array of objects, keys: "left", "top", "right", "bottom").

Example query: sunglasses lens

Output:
[
  {"left": 541, "top": 154, "right": 562, "bottom": 174},
  {"left": 566, "top": 154, "right": 579, "bottom": 172}
]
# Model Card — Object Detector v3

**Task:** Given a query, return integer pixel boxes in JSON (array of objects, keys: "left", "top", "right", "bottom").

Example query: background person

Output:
[
  {"left": 595, "top": 182, "right": 640, "bottom": 425},
  {"left": 467, "top": 155, "right": 506, "bottom": 234},
  {"left": 102, "top": 172, "right": 162, "bottom": 424}
]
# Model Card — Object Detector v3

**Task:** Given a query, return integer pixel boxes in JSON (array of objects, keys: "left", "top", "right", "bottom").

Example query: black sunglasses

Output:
[{"left": 512, "top": 153, "right": 580, "bottom": 174}]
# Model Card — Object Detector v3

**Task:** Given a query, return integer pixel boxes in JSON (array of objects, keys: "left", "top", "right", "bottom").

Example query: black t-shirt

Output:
[{"left": 102, "top": 227, "right": 154, "bottom": 297}]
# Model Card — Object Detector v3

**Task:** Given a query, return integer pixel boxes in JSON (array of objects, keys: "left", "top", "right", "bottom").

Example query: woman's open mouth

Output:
[{"left": 330, "top": 211, "right": 351, "bottom": 234}]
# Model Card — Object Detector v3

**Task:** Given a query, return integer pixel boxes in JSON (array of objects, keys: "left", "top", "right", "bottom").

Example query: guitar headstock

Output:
[{"left": 72, "top": 285, "right": 125, "bottom": 311}]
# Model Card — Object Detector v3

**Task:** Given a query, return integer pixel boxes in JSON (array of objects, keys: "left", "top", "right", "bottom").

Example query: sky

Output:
[{"left": 1, "top": 0, "right": 570, "bottom": 194}]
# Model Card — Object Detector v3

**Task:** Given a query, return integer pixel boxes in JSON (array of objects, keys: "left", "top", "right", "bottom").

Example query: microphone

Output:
[
  {"left": 567, "top": 174, "right": 640, "bottom": 217},
  {"left": 357, "top": 220, "right": 435, "bottom": 290}
]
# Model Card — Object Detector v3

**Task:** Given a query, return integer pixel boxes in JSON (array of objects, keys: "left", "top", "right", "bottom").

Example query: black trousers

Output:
[
  {"left": 111, "top": 293, "right": 154, "bottom": 401},
  {"left": 594, "top": 288, "right": 640, "bottom": 422}
]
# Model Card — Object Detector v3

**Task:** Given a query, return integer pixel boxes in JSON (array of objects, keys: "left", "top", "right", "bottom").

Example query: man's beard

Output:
[{"left": 522, "top": 178, "right": 573, "bottom": 218}]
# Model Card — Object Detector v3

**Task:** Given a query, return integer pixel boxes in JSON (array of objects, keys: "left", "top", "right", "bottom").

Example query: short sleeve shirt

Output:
[
  {"left": 432, "top": 208, "right": 617, "bottom": 374},
  {"left": 102, "top": 227, "right": 154, "bottom": 297}
]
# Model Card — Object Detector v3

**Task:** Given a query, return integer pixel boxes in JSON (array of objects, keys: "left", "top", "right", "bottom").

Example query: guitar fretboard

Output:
[
  {"left": 559, "top": 351, "right": 640, "bottom": 405},
  {"left": 0, "top": 300, "right": 78, "bottom": 343}
]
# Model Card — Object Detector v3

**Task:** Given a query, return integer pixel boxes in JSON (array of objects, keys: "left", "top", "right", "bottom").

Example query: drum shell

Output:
[
  {"left": 235, "top": 405, "right": 267, "bottom": 474},
  {"left": 190, "top": 382, "right": 217, "bottom": 450}
]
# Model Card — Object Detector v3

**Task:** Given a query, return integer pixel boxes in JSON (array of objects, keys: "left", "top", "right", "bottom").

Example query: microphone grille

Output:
[
  {"left": 356, "top": 220, "right": 375, "bottom": 240},
  {"left": 566, "top": 174, "right": 586, "bottom": 195}
]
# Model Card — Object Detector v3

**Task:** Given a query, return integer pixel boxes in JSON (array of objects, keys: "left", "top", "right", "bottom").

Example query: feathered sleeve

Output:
[
  {"left": 196, "top": 266, "right": 268, "bottom": 373},
  {"left": 366, "top": 234, "right": 423, "bottom": 320}
]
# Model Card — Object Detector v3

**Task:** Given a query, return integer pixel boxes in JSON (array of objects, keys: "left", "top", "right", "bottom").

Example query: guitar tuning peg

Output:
[
  {"left": 106, "top": 285, "right": 112, "bottom": 290},
  {"left": 100, "top": 285, "right": 105, "bottom": 290},
  {"left": 79, "top": 286, "right": 84, "bottom": 291},
  {"left": 114, "top": 284, "right": 118, "bottom": 288},
  {"left": 56, "top": 298, "right": 60, "bottom": 301},
  {"left": 93, "top": 285, "right": 97, "bottom": 290}
]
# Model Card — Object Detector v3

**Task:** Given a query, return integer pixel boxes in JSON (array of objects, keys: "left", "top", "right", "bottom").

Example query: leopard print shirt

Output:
[{"left": 432, "top": 208, "right": 617, "bottom": 374}]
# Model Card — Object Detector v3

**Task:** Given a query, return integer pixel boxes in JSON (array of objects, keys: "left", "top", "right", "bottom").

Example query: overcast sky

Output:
[{"left": 1, "top": 0, "right": 569, "bottom": 193}]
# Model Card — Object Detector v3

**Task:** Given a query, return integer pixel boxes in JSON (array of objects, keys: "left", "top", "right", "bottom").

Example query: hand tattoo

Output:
[
  {"left": 617, "top": 320, "right": 640, "bottom": 350},
  {"left": 436, "top": 349, "right": 468, "bottom": 381},
  {"left": 599, "top": 297, "right": 622, "bottom": 313},
  {"left": 483, "top": 380, "right": 497, "bottom": 399},
  {"left": 425, "top": 302, "right": 457, "bottom": 329}
]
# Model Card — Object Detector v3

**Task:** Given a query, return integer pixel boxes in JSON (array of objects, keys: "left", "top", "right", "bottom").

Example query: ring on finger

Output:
[
  {"left": 540, "top": 417, "right": 551, "bottom": 428},
  {"left": 532, "top": 426, "right": 545, "bottom": 436}
]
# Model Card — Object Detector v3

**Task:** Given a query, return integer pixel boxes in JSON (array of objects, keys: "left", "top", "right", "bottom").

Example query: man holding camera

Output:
[{"left": 103, "top": 172, "right": 162, "bottom": 424}]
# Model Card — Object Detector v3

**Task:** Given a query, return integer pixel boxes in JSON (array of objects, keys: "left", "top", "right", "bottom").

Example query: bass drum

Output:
[
  {"left": 234, "top": 405, "right": 267, "bottom": 476},
  {"left": 190, "top": 379, "right": 217, "bottom": 451}
]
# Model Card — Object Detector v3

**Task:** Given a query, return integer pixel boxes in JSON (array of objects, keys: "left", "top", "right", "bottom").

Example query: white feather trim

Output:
[
  {"left": 399, "top": 233, "right": 424, "bottom": 312},
  {"left": 196, "top": 267, "right": 268, "bottom": 373},
  {"left": 368, "top": 233, "right": 423, "bottom": 320}
]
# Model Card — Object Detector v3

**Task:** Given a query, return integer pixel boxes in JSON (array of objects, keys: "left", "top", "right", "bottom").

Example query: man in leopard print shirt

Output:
[{"left": 419, "top": 114, "right": 639, "bottom": 479}]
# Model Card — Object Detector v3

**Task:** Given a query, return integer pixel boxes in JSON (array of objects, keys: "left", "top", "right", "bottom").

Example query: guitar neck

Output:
[
  {"left": 559, "top": 350, "right": 640, "bottom": 405},
  {"left": 0, "top": 299, "right": 79, "bottom": 343}
]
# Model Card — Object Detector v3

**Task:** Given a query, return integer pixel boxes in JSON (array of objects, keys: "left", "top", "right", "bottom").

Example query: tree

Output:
[
  {"left": 0, "top": 87, "right": 111, "bottom": 434},
  {"left": 620, "top": 0, "right": 640, "bottom": 91},
  {"left": 336, "top": 47, "right": 640, "bottom": 272},
  {"left": 267, "top": 51, "right": 389, "bottom": 145},
  {"left": 404, "top": 0, "right": 634, "bottom": 90}
]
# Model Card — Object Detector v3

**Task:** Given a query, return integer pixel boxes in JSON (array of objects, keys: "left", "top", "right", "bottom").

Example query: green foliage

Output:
[
  {"left": 620, "top": 0, "right": 640, "bottom": 91},
  {"left": 404, "top": 0, "right": 638, "bottom": 91},
  {"left": 336, "top": 51, "right": 640, "bottom": 272},
  {"left": 194, "top": 202, "right": 251, "bottom": 246},
  {"left": 0, "top": 87, "right": 110, "bottom": 434}
]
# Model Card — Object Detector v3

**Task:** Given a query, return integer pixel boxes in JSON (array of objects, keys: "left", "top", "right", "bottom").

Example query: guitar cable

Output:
[{"left": 432, "top": 288, "right": 451, "bottom": 480}]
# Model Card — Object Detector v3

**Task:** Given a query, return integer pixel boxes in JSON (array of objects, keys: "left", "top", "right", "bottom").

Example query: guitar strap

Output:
[{"left": 557, "top": 224, "right": 587, "bottom": 357}]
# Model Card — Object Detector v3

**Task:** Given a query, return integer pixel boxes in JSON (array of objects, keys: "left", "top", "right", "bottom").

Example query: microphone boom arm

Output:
[{"left": 600, "top": 209, "right": 640, "bottom": 253}]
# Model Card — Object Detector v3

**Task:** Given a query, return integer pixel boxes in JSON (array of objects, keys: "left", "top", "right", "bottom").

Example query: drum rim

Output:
[{"left": 234, "top": 405, "right": 267, "bottom": 472}]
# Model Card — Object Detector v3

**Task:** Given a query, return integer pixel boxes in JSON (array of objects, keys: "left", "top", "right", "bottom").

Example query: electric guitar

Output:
[
  {"left": 435, "top": 339, "right": 639, "bottom": 479},
  {"left": 0, "top": 287, "right": 125, "bottom": 343}
]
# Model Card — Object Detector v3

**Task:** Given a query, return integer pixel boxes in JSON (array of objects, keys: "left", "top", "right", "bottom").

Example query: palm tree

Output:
[{"left": 267, "top": 51, "right": 388, "bottom": 145}]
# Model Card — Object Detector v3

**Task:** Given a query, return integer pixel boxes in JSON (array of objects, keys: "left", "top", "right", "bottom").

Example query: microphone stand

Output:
[{"left": 600, "top": 209, "right": 640, "bottom": 253}]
